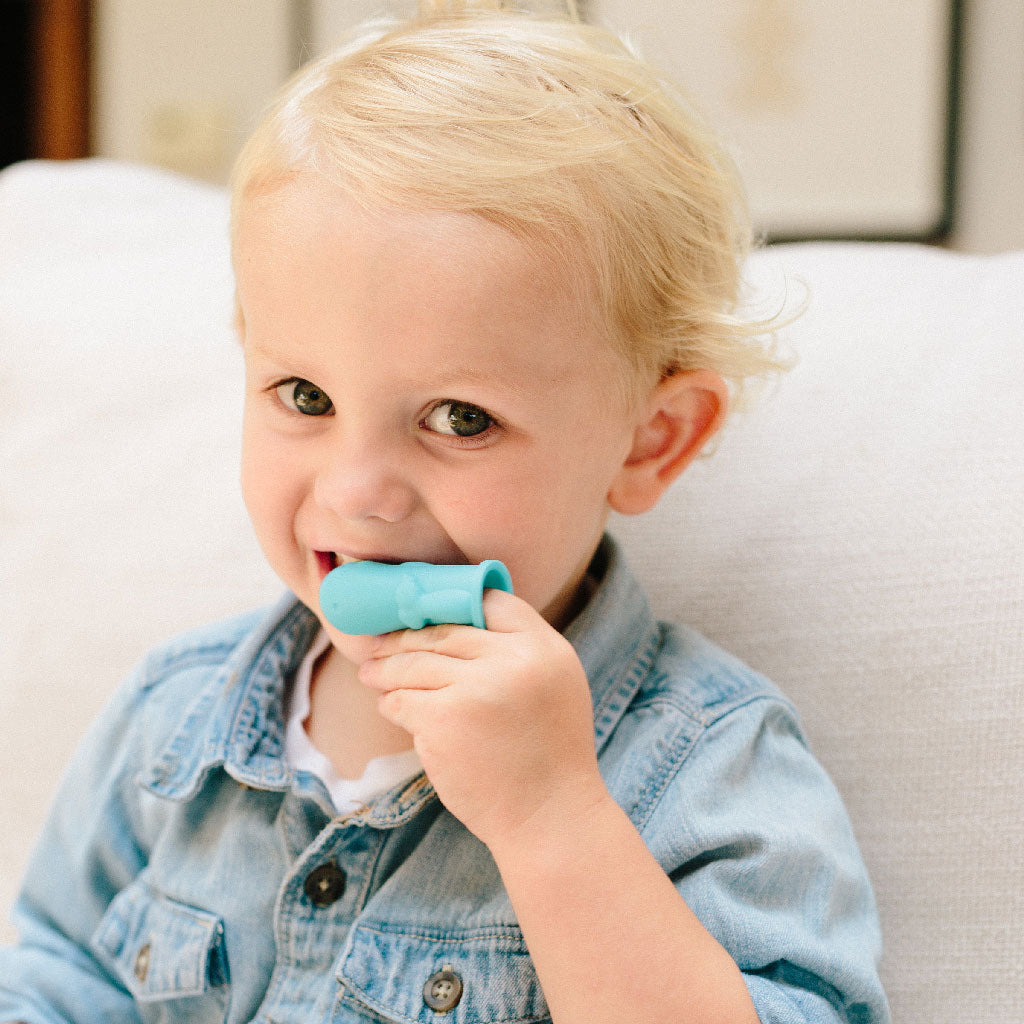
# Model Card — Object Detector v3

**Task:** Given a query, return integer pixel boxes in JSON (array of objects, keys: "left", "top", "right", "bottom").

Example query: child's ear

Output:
[{"left": 608, "top": 369, "right": 728, "bottom": 516}]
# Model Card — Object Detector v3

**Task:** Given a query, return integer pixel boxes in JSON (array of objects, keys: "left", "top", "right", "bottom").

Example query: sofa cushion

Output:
[{"left": 2, "top": 159, "right": 1022, "bottom": 1022}]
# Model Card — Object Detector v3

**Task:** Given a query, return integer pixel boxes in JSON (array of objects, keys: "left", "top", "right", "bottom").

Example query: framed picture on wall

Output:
[{"left": 588, "top": 0, "right": 961, "bottom": 241}]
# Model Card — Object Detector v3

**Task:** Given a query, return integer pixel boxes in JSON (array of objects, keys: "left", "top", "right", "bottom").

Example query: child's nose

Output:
[{"left": 312, "top": 441, "right": 416, "bottom": 524}]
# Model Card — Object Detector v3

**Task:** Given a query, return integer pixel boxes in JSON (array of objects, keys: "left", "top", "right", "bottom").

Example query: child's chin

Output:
[{"left": 323, "top": 624, "right": 382, "bottom": 667}]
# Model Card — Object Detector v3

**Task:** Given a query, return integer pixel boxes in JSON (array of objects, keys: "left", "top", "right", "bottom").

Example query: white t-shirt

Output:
[{"left": 284, "top": 630, "right": 423, "bottom": 816}]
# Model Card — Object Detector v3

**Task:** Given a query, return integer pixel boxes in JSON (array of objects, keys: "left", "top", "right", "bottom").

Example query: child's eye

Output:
[
  {"left": 423, "top": 401, "right": 494, "bottom": 438},
  {"left": 275, "top": 378, "right": 334, "bottom": 416}
]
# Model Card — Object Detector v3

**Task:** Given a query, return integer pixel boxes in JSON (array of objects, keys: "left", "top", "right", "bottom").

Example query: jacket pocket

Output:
[
  {"left": 91, "top": 878, "right": 229, "bottom": 1022},
  {"left": 335, "top": 921, "right": 550, "bottom": 1024}
]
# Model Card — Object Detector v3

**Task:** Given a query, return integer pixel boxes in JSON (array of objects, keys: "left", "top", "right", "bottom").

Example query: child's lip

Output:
[{"left": 314, "top": 549, "right": 405, "bottom": 578}]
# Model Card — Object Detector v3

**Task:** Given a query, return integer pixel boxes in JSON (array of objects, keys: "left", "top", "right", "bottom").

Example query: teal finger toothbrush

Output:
[{"left": 319, "top": 560, "right": 514, "bottom": 635}]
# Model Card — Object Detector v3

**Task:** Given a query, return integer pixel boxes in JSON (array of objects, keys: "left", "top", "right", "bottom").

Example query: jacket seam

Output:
[
  {"left": 629, "top": 692, "right": 794, "bottom": 832},
  {"left": 352, "top": 922, "right": 527, "bottom": 944}
]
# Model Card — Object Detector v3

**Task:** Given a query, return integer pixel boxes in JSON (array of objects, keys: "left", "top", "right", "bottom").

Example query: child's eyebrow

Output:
[
  {"left": 419, "top": 366, "right": 530, "bottom": 398},
  {"left": 245, "top": 342, "right": 534, "bottom": 399},
  {"left": 244, "top": 338, "right": 288, "bottom": 362}
]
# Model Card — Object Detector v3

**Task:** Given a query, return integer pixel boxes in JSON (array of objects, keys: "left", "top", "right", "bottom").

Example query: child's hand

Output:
[{"left": 357, "top": 590, "right": 606, "bottom": 852}]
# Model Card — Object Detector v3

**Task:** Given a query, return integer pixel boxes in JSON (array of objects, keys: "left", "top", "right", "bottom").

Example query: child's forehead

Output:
[{"left": 239, "top": 174, "right": 599, "bottom": 338}]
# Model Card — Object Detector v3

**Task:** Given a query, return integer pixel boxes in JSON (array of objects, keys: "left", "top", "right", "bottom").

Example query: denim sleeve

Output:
[
  {"left": 641, "top": 696, "right": 890, "bottom": 1024},
  {"left": 0, "top": 660, "right": 155, "bottom": 1024}
]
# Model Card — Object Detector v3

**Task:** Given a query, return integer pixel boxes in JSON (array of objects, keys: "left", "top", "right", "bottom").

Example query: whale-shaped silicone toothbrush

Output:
[{"left": 319, "top": 560, "right": 514, "bottom": 635}]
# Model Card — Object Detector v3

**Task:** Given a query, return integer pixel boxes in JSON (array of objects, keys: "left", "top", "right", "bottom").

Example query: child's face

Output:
[{"left": 236, "top": 175, "right": 643, "bottom": 661}]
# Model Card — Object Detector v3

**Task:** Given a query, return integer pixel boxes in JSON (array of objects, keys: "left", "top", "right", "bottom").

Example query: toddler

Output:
[{"left": 1, "top": 3, "right": 889, "bottom": 1022}]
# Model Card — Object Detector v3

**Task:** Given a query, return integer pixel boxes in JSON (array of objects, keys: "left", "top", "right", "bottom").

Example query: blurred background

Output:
[{"left": 1, "top": 0, "right": 1021, "bottom": 251}]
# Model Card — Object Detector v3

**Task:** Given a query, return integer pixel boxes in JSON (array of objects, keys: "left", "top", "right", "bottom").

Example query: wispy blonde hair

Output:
[{"left": 231, "top": 0, "right": 787, "bottom": 406}]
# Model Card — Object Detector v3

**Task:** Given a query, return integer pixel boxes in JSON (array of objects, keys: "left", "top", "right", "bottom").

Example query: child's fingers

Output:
[
  {"left": 358, "top": 649, "right": 461, "bottom": 693},
  {"left": 480, "top": 588, "right": 542, "bottom": 632},
  {"left": 367, "top": 622, "right": 483, "bottom": 661},
  {"left": 376, "top": 685, "right": 436, "bottom": 735},
  {"left": 364, "top": 592, "right": 544, "bottom": 666}
]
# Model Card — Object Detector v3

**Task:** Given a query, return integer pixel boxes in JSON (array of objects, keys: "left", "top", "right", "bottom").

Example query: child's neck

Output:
[{"left": 304, "top": 645, "right": 414, "bottom": 781}]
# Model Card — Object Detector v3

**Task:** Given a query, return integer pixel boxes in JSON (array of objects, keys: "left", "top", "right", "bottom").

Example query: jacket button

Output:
[
  {"left": 423, "top": 968, "right": 463, "bottom": 1012},
  {"left": 134, "top": 942, "right": 151, "bottom": 983},
  {"left": 303, "top": 861, "right": 346, "bottom": 907}
]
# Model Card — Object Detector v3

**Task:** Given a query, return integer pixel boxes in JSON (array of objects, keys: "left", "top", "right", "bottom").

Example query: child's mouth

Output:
[
  {"left": 315, "top": 550, "right": 405, "bottom": 579},
  {"left": 315, "top": 551, "right": 338, "bottom": 578}
]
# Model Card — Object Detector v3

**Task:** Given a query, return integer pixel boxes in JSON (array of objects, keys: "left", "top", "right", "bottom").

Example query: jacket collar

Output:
[
  {"left": 139, "top": 596, "right": 319, "bottom": 801},
  {"left": 140, "top": 534, "right": 661, "bottom": 807},
  {"left": 565, "top": 534, "right": 663, "bottom": 752}
]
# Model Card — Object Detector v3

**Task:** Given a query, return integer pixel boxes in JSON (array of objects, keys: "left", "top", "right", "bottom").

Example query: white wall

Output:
[{"left": 90, "top": 0, "right": 1024, "bottom": 252}]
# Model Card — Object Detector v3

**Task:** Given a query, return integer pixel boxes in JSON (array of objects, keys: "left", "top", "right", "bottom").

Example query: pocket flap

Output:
[
  {"left": 337, "top": 921, "right": 549, "bottom": 1024},
  {"left": 92, "top": 879, "right": 228, "bottom": 1000}
]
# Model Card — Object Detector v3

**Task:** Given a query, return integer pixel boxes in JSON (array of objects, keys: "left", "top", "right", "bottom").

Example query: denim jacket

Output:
[{"left": 0, "top": 537, "right": 889, "bottom": 1024}]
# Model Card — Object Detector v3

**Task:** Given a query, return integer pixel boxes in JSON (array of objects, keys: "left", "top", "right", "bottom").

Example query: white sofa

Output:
[{"left": 2, "top": 159, "right": 1022, "bottom": 1022}]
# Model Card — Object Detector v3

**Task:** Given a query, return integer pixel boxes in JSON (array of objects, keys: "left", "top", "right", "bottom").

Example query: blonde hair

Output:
[{"left": 231, "top": 0, "right": 787, "bottom": 406}]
